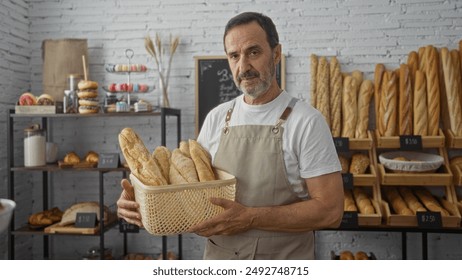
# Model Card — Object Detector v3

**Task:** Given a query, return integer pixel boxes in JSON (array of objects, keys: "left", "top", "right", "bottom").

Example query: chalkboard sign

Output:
[{"left": 195, "top": 55, "right": 286, "bottom": 135}]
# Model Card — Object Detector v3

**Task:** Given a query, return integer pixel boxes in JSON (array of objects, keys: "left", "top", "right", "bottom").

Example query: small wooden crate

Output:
[
  {"left": 347, "top": 130, "right": 374, "bottom": 150},
  {"left": 377, "top": 163, "right": 453, "bottom": 186},
  {"left": 345, "top": 185, "right": 382, "bottom": 226},
  {"left": 352, "top": 149, "right": 377, "bottom": 186},
  {"left": 380, "top": 185, "right": 461, "bottom": 228},
  {"left": 444, "top": 129, "right": 462, "bottom": 148},
  {"left": 374, "top": 129, "right": 445, "bottom": 149}
]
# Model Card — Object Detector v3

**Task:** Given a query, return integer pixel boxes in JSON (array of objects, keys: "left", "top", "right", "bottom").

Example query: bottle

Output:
[{"left": 24, "top": 124, "right": 46, "bottom": 167}]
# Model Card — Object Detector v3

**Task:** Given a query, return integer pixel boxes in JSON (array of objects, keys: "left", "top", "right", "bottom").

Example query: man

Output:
[{"left": 117, "top": 12, "right": 343, "bottom": 260}]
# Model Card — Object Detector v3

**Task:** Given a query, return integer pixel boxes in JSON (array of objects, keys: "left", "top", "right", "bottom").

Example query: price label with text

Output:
[
  {"left": 340, "top": 211, "right": 359, "bottom": 228},
  {"left": 400, "top": 135, "right": 423, "bottom": 151},
  {"left": 342, "top": 173, "right": 354, "bottom": 190},
  {"left": 98, "top": 153, "right": 120, "bottom": 168},
  {"left": 333, "top": 137, "right": 349, "bottom": 152},
  {"left": 417, "top": 211, "right": 442, "bottom": 228},
  {"left": 119, "top": 219, "right": 140, "bottom": 233},
  {"left": 75, "top": 213, "right": 97, "bottom": 228}
]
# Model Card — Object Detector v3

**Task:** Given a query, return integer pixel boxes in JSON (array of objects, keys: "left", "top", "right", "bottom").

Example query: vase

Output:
[{"left": 158, "top": 76, "right": 170, "bottom": 108}]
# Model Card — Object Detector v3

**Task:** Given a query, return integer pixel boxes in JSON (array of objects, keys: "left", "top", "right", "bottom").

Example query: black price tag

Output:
[
  {"left": 333, "top": 137, "right": 349, "bottom": 152},
  {"left": 97, "top": 153, "right": 120, "bottom": 168},
  {"left": 342, "top": 173, "right": 354, "bottom": 190},
  {"left": 75, "top": 213, "right": 97, "bottom": 228},
  {"left": 399, "top": 135, "right": 423, "bottom": 151},
  {"left": 417, "top": 211, "right": 442, "bottom": 228},
  {"left": 119, "top": 219, "right": 140, "bottom": 233},
  {"left": 340, "top": 211, "right": 359, "bottom": 228}
]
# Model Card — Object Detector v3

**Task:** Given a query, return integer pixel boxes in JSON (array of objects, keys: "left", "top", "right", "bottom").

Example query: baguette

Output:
[
  {"left": 344, "top": 189, "right": 358, "bottom": 212},
  {"left": 169, "top": 148, "right": 199, "bottom": 184},
  {"left": 398, "top": 64, "right": 413, "bottom": 135},
  {"left": 152, "top": 146, "right": 171, "bottom": 184},
  {"left": 418, "top": 46, "right": 427, "bottom": 72},
  {"left": 355, "top": 80, "right": 373, "bottom": 139},
  {"left": 414, "top": 188, "right": 449, "bottom": 216},
  {"left": 353, "top": 188, "right": 375, "bottom": 214},
  {"left": 451, "top": 49, "right": 462, "bottom": 118},
  {"left": 383, "top": 188, "right": 413, "bottom": 215},
  {"left": 407, "top": 51, "right": 419, "bottom": 93},
  {"left": 439, "top": 197, "right": 458, "bottom": 216},
  {"left": 380, "top": 71, "right": 398, "bottom": 136},
  {"left": 398, "top": 187, "right": 426, "bottom": 214},
  {"left": 316, "top": 56, "right": 331, "bottom": 128},
  {"left": 374, "top": 64, "right": 385, "bottom": 134},
  {"left": 189, "top": 139, "right": 215, "bottom": 182},
  {"left": 338, "top": 155, "right": 350, "bottom": 174},
  {"left": 310, "top": 54, "right": 318, "bottom": 108},
  {"left": 119, "top": 128, "right": 167, "bottom": 186},
  {"left": 341, "top": 76, "right": 358, "bottom": 138},
  {"left": 441, "top": 47, "right": 462, "bottom": 136},
  {"left": 413, "top": 70, "right": 428, "bottom": 136},
  {"left": 349, "top": 153, "right": 370, "bottom": 175},
  {"left": 425, "top": 45, "right": 441, "bottom": 136},
  {"left": 351, "top": 70, "right": 363, "bottom": 86},
  {"left": 329, "top": 56, "right": 342, "bottom": 137}
]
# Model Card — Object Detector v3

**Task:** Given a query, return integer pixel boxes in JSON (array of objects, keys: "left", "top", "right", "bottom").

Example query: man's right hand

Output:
[{"left": 117, "top": 179, "right": 143, "bottom": 227}]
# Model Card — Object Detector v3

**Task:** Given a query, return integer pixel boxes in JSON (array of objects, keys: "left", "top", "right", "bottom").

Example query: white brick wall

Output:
[{"left": 2, "top": 0, "right": 462, "bottom": 260}]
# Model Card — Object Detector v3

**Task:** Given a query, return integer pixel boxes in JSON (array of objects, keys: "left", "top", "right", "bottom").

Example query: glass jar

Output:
[{"left": 24, "top": 124, "right": 46, "bottom": 167}]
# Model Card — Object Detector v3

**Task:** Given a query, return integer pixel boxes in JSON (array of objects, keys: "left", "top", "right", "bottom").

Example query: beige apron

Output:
[{"left": 203, "top": 98, "right": 314, "bottom": 260}]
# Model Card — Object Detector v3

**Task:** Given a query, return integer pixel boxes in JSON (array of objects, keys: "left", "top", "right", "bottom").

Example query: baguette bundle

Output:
[
  {"left": 353, "top": 188, "right": 375, "bottom": 214},
  {"left": 119, "top": 128, "right": 215, "bottom": 186}
]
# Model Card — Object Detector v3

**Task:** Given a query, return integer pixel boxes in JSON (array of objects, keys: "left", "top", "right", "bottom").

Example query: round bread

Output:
[
  {"left": 78, "top": 90, "right": 98, "bottom": 99},
  {"left": 79, "top": 106, "right": 99, "bottom": 114},
  {"left": 85, "top": 151, "right": 99, "bottom": 164},
  {"left": 354, "top": 251, "right": 369, "bottom": 260},
  {"left": 339, "top": 250, "right": 354, "bottom": 260},
  {"left": 64, "top": 152, "right": 80, "bottom": 165},
  {"left": 78, "top": 98, "right": 99, "bottom": 106},
  {"left": 78, "top": 80, "right": 98, "bottom": 90},
  {"left": 19, "top": 92, "right": 37, "bottom": 105},
  {"left": 36, "top": 93, "right": 54, "bottom": 105}
]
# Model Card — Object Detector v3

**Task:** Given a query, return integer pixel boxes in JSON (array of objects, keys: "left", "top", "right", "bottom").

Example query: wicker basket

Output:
[{"left": 130, "top": 169, "right": 236, "bottom": 236}]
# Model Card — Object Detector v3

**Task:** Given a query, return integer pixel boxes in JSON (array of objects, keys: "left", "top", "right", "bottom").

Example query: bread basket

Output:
[
  {"left": 130, "top": 169, "right": 236, "bottom": 235},
  {"left": 379, "top": 151, "right": 444, "bottom": 173}
]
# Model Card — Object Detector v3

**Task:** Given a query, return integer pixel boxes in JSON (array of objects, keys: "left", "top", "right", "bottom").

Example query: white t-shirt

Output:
[{"left": 197, "top": 91, "right": 341, "bottom": 185}]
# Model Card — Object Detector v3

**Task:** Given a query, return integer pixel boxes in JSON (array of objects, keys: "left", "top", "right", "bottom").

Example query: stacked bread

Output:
[
  {"left": 382, "top": 187, "right": 457, "bottom": 216},
  {"left": 310, "top": 54, "right": 373, "bottom": 138},
  {"left": 343, "top": 188, "right": 376, "bottom": 214},
  {"left": 77, "top": 80, "right": 99, "bottom": 114},
  {"left": 376, "top": 40, "right": 462, "bottom": 137},
  {"left": 338, "top": 153, "right": 370, "bottom": 174},
  {"left": 118, "top": 127, "right": 216, "bottom": 186}
]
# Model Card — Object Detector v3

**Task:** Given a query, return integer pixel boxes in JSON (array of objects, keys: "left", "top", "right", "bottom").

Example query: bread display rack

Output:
[{"left": 6, "top": 108, "right": 181, "bottom": 259}]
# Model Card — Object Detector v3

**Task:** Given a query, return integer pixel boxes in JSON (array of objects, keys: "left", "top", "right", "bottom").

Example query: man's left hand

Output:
[{"left": 188, "top": 198, "right": 254, "bottom": 237}]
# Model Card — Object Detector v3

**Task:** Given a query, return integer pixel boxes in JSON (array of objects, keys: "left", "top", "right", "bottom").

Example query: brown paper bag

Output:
[{"left": 42, "top": 39, "right": 88, "bottom": 101}]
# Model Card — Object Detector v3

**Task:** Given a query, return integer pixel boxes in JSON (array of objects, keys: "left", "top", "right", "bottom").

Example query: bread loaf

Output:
[
  {"left": 341, "top": 75, "right": 358, "bottom": 138},
  {"left": 351, "top": 70, "right": 363, "bottom": 86},
  {"left": 407, "top": 51, "right": 419, "bottom": 93},
  {"left": 384, "top": 188, "right": 413, "bottom": 215},
  {"left": 354, "top": 251, "right": 369, "bottom": 260},
  {"left": 439, "top": 197, "right": 458, "bottom": 216},
  {"left": 380, "top": 71, "right": 398, "bottom": 136},
  {"left": 344, "top": 189, "right": 358, "bottom": 212},
  {"left": 310, "top": 54, "right": 318, "bottom": 108},
  {"left": 398, "top": 187, "right": 426, "bottom": 214},
  {"left": 59, "top": 202, "right": 108, "bottom": 226},
  {"left": 413, "top": 70, "right": 428, "bottom": 136},
  {"left": 353, "top": 188, "right": 375, "bottom": 214},
  {"left": 339, "top": 250, "right": 355, "bottom": 260},
  {"left": 349, "top": 153, "right": 370, "bottom": 174},
  {"left": 29, "top": 207, "right": 63, "bottom": 226},
  {"left": 374, "top": 64, "right": 385, "bottom": 133},
  {"left": 316, "top": 56, "right": 331, "bottom": 128},
  {"left": 179, "top": 140, "right": 191, "bottom": 158},
  {"left": 152, "top": 146, "right": 171, "bottom": 184},
  {"left": 189, "top": 139, "right": 215, "bottom": 182},
  {"left": 329, "top": 56, "right": 342, "bottom": 137},
  {"left": 355, "top": 80, "right": 373, "bottom": 139},
  {"left": 441, "top": 47, "right": 462, "bottom": 136},
  {"left": 418, "top": 46, "right": 427, "bottom": 72},
  {"left": 425, "top": 45, "right": 441, "bottom": 136},
  {"left": 119, "top": 128, "right": 167, "bottom": 186},
  {"left": 398, "top": 64, "right": 413, "bottom": 135},
  {"left": 169, "top": 148, "right": 199, "bottom": 184},
  {"left": 414, "top": 188, "right": 449, "bottom": 216},
  {"left": 450, "top": 156, "right": 462, "bottom": 168},
  {"left": 450, "top": 49, "right": 462, "bottom": 102}
]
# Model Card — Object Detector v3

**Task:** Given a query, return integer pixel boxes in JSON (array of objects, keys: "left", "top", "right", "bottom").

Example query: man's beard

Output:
[{"left": 236, "top": 59, "right": 275, "bottom": 100}]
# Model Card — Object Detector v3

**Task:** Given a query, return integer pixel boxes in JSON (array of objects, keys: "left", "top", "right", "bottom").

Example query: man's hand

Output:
[
  {"left": 117, "top": 179, "right": 143, "bottom": 227},
  {"left": 188, "top": 198, "right": 254, "bottom": 237}
]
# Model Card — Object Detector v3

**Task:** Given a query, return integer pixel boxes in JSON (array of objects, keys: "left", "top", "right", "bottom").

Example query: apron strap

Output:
[
  {"left": 272, "top": 97, "right": 298, "bottom": 134},
  {"left": 222, "top": 100, "right": 236, "bottom": 135}
]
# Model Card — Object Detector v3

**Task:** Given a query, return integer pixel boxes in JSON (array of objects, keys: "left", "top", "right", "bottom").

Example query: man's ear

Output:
[{"left": 273, "top": 44, "right": 282, "bottom": 65}]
